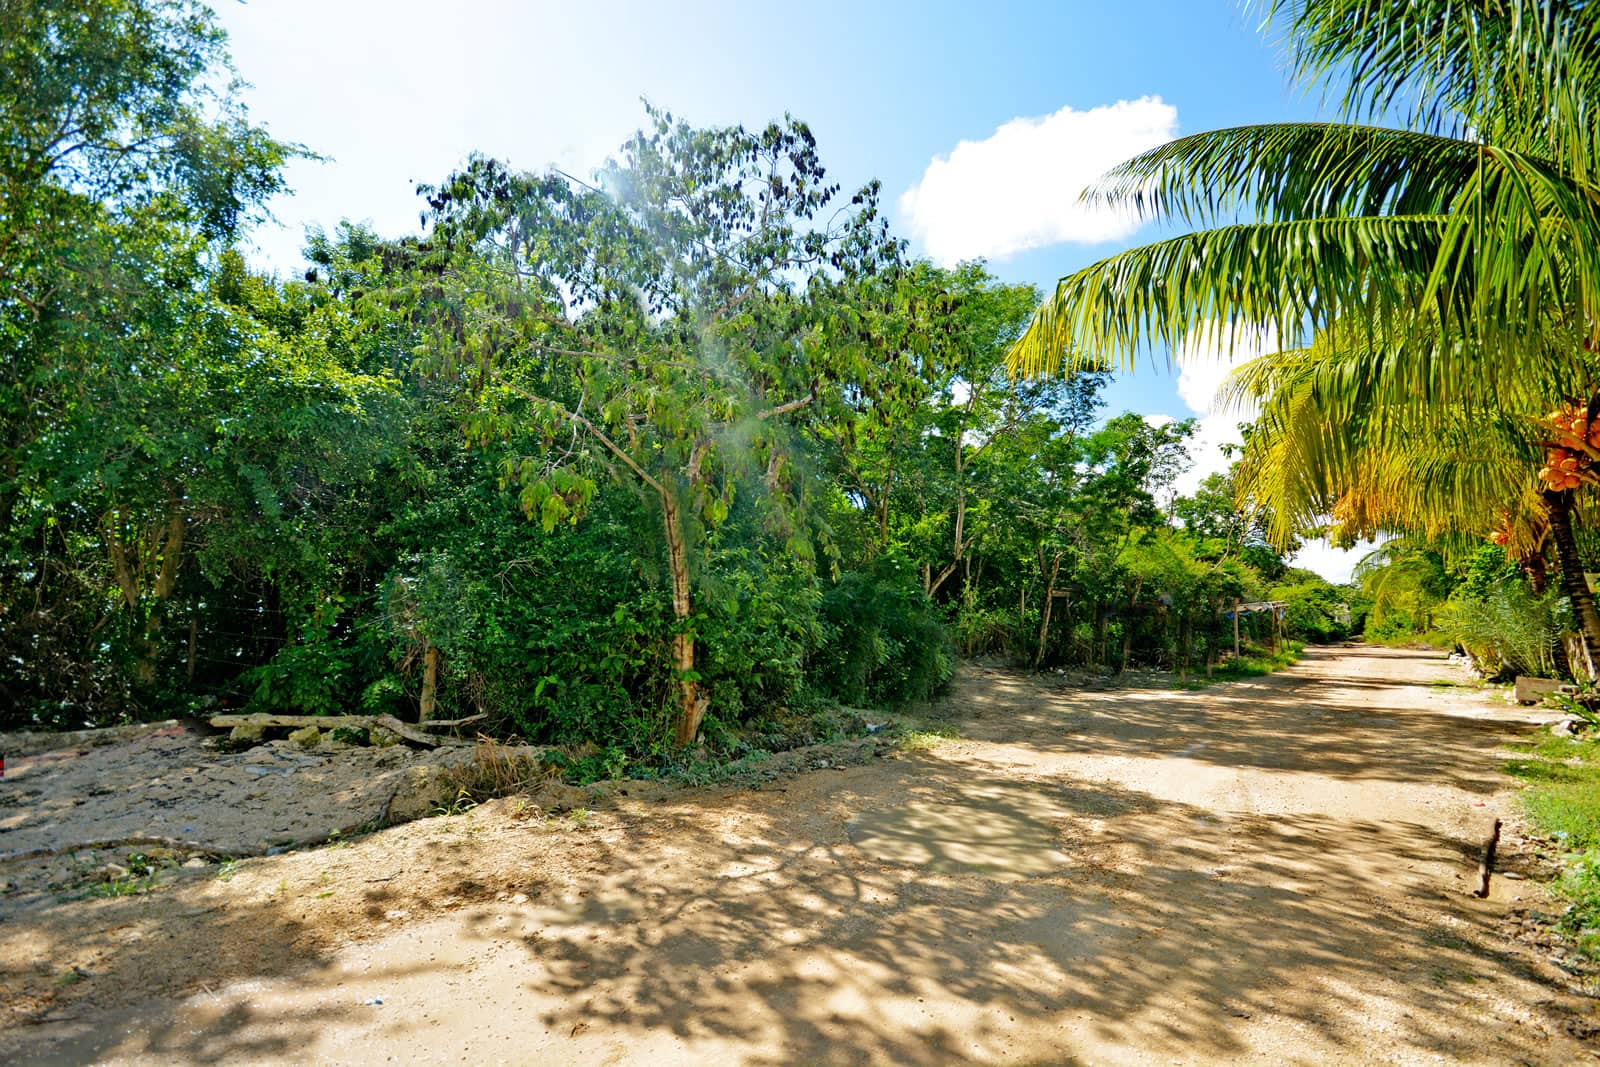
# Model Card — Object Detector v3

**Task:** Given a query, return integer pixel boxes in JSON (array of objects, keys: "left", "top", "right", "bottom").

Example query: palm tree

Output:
[
  {"left": 1220, "top": 328, "right": 1600, "bottom": 661},
  {"left": 1007, "top": 1, "right": 1600, "bottom": 663},
  {"left": 1009, "top": 3, "right": 1600, "bottom": 389}
]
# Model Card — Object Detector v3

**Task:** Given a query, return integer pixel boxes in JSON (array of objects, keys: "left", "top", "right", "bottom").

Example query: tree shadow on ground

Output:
[
  {"left": 424, "top": 766, "right": 1567, "bottom": 1065},
  {"left": 941, "top": 646, "right": 1534, "bottom": 795},
  {"left": 0, "top": 645, "right": 1584, "bottom": 1064}
]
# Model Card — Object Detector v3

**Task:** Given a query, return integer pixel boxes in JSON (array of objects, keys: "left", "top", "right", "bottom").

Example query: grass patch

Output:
[
  {"left": 1364, "top": 629, "right": 1455, "bottom": 650},
  {"left": 1506, "top": 734, "right": 1600, "bottom": 850},
  {"left": 1506, "top": 731, "right": 1600, "bottom": 960},
  {"left": 1524, "top": 784, "right": 1600, "bottom": 850},
  {"left": 894, "top": 724, "right": 960, "bottom": 751},
  {"left": 1180, "top": 644, "right": 1303, "bottom": 689}
]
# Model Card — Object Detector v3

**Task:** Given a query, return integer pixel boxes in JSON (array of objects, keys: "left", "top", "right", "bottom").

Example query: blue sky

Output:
[{"left": 218, "top": 0, "right": 1366, "bottom": 579}]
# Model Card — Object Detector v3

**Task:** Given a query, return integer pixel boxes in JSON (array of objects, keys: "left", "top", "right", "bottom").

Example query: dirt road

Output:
[{"left": 4, "top": 646, "right": 1596, "bottom": 1064}]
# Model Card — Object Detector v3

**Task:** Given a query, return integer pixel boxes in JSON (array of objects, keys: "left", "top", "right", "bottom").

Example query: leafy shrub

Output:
[
  {"left": 695, "top": 545, "right": 822, "bottom": 724},
  {"left": 951, "top": 604, "right": 1017, "bottom": 658},
  {"left": 1442, "top": 581, "right": 1565, "bottom": 679},
  {"left": 811, "top": 558, "right": 953, "bottom": 706}
]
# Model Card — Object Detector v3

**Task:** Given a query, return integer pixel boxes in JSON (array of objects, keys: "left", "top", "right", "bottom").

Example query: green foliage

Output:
[
  {"left": 1555, "top": 849, "right": 1600, "bottom": 960},
  {"left": 1269, "top": 570, "right": 1353, "bottom": 644},
  {"left": 1443, "top": 580, "right": 1566, "bottom": 679},
  {"left": 0, "top": 1, "right": 1392, "bottom": 758},
  {"left": 812, "top": 560, "right": 953, "bottom": 707}
]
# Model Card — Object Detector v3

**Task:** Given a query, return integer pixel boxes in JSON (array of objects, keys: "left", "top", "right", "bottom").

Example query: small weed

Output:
[
  {"left": 432, "top": 787, "right": 480, "bottom": 817},
  {"left": 508, "top": 796, "right": 539, "bottom": 820},
  {"left": 88, "top": 872, "right": 158, "bottom": 899},
  {"left": 214, "top": 859, "right": 239, "bottom": 882},
  {"left": 895, "top": 724, "right": 960, "bottom": 752}
]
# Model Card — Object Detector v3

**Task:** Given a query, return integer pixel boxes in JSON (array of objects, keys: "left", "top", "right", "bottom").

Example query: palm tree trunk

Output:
[{"left": 1544, "top": 489, "right": 1600, "bottom": 675}]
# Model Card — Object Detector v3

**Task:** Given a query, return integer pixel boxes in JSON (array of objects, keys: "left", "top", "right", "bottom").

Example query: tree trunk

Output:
[
  {"left": 663, "top": 494, "right": 706, "bottom": 744},
  {"left": 1034, "top": 552, "right": 1062, "bottom": 669},
  {"left": 1178, "top": 618, "right": 1191, "bottom": 684},
  {"left": 1118, "top": 579, "right": 1143, "bottom": 675},
  {"left": 1544, "top": 489, "right": 1600, "bottom": 676},
  {"left": 1232, "top": 598, "right": 1241, "bottom": 659},
  {"left": 419, "top": 644, "right": 440, "bottom": 721}
]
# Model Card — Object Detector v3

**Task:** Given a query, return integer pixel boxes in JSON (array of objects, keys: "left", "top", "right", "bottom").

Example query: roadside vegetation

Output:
[
  {"left": 1506, "top": 728, "right": 1600, "bottom": 959},
  {"left": 8, "top": 0, "right": 1600, "bottom": 959},
  {"left": 1, "top": 1, "right": 1348, "bottom": 768}
]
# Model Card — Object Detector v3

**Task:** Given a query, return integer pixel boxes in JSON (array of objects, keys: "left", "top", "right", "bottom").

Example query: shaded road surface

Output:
[{"left": 4, "top": 646, "right": 1595, "bottom": 1064}]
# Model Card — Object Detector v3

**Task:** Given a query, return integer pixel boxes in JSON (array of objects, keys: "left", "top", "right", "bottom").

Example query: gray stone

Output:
[
  {"left": 367, "top": 725, "right": 403, "bottom": 748},
  {"left": 229, "top": 724, "right": 267, "bottom": 745},
  {"left": 287, "top": 726, "right": 323, "bottom": 750}
]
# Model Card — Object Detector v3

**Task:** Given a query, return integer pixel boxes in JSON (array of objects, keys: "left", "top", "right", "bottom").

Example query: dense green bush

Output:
[{"left": 812, "top": 558, "right": 954, "bottom": 707}]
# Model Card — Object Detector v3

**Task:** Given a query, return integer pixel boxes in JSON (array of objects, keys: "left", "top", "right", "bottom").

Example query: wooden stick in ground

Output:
[{"left": 1475, "top": 817, "right": 1502, "bottom": 898}]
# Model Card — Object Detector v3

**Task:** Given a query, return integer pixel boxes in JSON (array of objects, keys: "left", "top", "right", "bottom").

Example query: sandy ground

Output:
[{"left": 3, "top": 645, "right": 1598, "bottom": 1065}]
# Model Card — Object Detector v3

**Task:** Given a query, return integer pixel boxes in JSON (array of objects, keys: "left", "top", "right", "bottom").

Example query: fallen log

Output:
[
  {"left": 415, "top": 713, "right": 486, "bottom": 730},
  {"left": 208, "top": 712, "right": 455, "bottom": 748},
  {"left": 1475, "top": 817, "right": 1502, "bottom": 898}
]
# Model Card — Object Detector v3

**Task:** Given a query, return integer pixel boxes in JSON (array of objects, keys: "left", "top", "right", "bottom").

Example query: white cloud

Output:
[
  {"left": 1169, "top": 322, "right": 1277, "bottom": 499},
  {"left": 898, "top": 96, "right": 1179, "bottom": 266},
  {"left": 1165, "top": 322, "right": 1381, "bottom": 585},
  {"left": 1289, "top": 537, "right": 1381, "bottom": 585}
]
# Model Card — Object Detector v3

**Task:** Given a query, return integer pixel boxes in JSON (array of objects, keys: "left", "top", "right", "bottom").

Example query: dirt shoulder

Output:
[{"left": 4, "top": 646, "right": 1596, "bottom": 1065}]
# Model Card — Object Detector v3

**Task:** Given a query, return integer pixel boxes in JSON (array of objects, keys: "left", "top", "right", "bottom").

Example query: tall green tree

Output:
[{"left": 402, "top": 111, "right": 899, "bottom": 742}]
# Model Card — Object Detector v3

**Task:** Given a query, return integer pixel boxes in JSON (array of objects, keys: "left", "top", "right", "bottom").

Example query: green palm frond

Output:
[
  {"left": 1258, "top": 1, "right": 1600, "bottom": 179},
  {"left": 1008, "top": 214, "right": 1460, "bottom": 378},
  {"left": 1091, "top": 122, "right": 1480, "bottom": 224},
  {"left": 1227, "top": 327, "right": 1553, "bottom": 550},
  {"left": 1012, "top": 138, "right": 1600, "bottom": 384}
]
